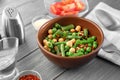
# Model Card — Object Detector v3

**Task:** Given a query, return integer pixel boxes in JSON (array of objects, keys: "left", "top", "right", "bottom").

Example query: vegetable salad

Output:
[{"left": 43, "top": 23, "right": 98, "bottom": 57}]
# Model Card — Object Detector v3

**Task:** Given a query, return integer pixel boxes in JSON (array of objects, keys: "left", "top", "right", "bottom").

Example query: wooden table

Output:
[{"left": 0, "top": 0, "right": 120, "bottom": 80}]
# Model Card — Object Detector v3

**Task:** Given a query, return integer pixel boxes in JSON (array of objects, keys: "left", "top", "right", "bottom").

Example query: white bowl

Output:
[
  {"left": 44, "top": 0, "right": 89, "bottom": 17},
  {"left": 13, "top": 70, "right": 42, "bottom": 80},
  {"left": 32, "top": 14, "right": 52, "bottom": 31}
]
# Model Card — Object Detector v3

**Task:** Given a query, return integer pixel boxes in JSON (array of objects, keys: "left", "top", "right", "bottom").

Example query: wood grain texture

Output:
[
  {"left": 16, "top": 24, "right": 38, "bottom": 61},
  {"left": 55, "top": 57, "right": 120, "bottom": 80},
  {"left": 0, "top": 0, "right": 35, "bottom": 14},
  {"left": 0, "top": 0, "right": 45, "bottom": 60},
  {"left": 54, "top": 0, "right": 120, "bottom": 80},
  {"left": 0, "top": 0, "right": 120, "bottom": 80},
  {"left": 16, "top": 49, "right": 66, "bottom": 80},
  {"left": 17, "top": 0, "right": 46, "bottom": 26}
]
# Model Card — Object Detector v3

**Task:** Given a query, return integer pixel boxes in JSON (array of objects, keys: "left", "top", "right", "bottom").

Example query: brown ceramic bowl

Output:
[{"left": 37, "top": 16, "right": 104, "bottom": 68}]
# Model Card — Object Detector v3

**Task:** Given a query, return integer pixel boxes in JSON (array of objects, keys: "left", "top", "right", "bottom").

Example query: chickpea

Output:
[
  {"left": 43, "top": 39, "right": 47, "bottom": 44},
  {"left": 48, "top": 29, "right": 52, "bottom": 34},
  {"left": 57, "top": 34, "right": 60, "bottom": 38},
  {"left": 71, "top": 39, "right": 76, "bottom": 43},
  {"left": 58, "top": 38, "right": 64, "bottom": 42},
  {"left": 44, "top": 45, "right": 47, "bottom": 49},
  {"left": 76, "top": 47, "right": 80, "bottom": 51},
  {"left": 79, "top": 31, "right": 84, "bottom": 36},
  {"left": 44, "top": 45, "right": 51, "bottom": 51},
  {"left": 57, "top": 53, "right": 62, "bottom": 56},
  {"left": 70, "top": 29, "right": 75, "bottom": 32},
  {"left": 53, "top": 38, "right": 57, "bottom": 42},
  {"left": 48, "top": 34, "right": 52, "bottom": 39},
  {"left": 69, "top": 48, "right": 75, "bottom": 53},
  {"left": 66, "top": 41, "right": 73, "bottom": 47},
  {"left": 84, "top": 46, "right": 87, "bottom": 50},
  {"left": 54, "top": 46, "right": 58, "bottom": 50},
  {"left": 75, "top": 25, "right": 81, "bottom": 32},
  {"left": 45, "top": 42, "right": 49, "bottom": 46},
  {"left": 79, "top": 44, "right": 84, "bottom": 48},
  {"left": 43, "top": 39, "right": 48, "bottom": 46}
]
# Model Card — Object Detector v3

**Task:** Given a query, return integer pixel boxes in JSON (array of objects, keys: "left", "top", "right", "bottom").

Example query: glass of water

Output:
[{"left": 0, "top": 37, "right": 19, "bottom": 80}]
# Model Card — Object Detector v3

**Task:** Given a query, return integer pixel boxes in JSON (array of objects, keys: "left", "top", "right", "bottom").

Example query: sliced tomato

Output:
[
  {"left": 60, "top": 10, "right": 78, "bottom": 16},
  {"left": 54, "top": 2, "right": 64, "bottom": 10},
  {"left": 50, "top": 5, "right": 61, "bottom": 15},
  {"left": 63, "top": 3, "right": 76, "bottom": 11},
  {"left": 50, "top": 5, "right": 57, "bottom": 14},
  {"left": 50, "top": 0, "right": 85, "bottom": 16},
  {"left": 74, "top": 1, "right": 85, "bottom": 11}
]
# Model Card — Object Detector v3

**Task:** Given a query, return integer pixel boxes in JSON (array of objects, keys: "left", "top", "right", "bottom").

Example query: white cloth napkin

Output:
[{"left": 85, "top": 2, "right": 120, "bottom": 66}]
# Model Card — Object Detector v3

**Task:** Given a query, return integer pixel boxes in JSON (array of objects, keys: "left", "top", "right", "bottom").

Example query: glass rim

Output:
[
  {"left": 0, "top": 37, "right": 19, "bottom": 42},
  {"left": 44, "top": 0, "right": 89, "bottom": 17}
]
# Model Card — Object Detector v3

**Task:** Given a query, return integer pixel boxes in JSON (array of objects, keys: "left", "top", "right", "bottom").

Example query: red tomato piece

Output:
[
  {"left": 50, "top": 0, "right": 85, "bottom": 16},
  {"left": 50, "top": 5, "right": 57, "bottom": 14},
  {"left": 60, "top": 10, "right": 78, "bottom": 16},
  {"left": 19, "top": 74, "right": 40, "bottom": 80},
  {"left": 62, "top": 3, "right": 76, "bottom": 12},
  {"left": 74, "top": 1, "right": 85, "bottom": 11},
  {"left": 54, "top": 2, "right": 63, "bottom": 10}
]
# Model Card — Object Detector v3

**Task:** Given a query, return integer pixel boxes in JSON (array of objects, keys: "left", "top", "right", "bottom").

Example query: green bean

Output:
[
  {"left": 93, "top": 41, "right": 97, "bottom": 44},
  {"left": 91, "top": 36, "right": 96, "bottom": 40},
  {"left": 51, "top": 49, "right": 56, "bottom": 54},
  {"left": 72, "top": 33, "right": 76, "bottom": 36},
  {"left": 86, "top": 47, "right": 92, "bottom": 52},
  {"left": 66, "top": 52, "right": 73, "bottom": 56},
  {"left": 55, "top": 46, "right": 60, "bottom": 55},
  {"left": 83, "top": 29, "right": 88, "bottom": 37},
  {"left": 88, "top": 43, "right": 92, "bottom": 47},
  {"left": 76, "top": 48, "right": 85, "bottom": 53},
  {"left": 54, "top": 23, "right": 61, "bottom": 29},
  {"left": 52, "top": 30, "right": 62, "bottom": 38},
  {"left": 63, "top": 31, "right": 68, "bottom": 37},
  {"left": 93, "top": 41, "right": 98, "bottom": 48},
  {"left": 80, "top": 48, "right": 85, "bottom": 53},
  {"left": 84, "top": 51, "right": 89, "bottom": 54},
  {"left": 73, "top": 39, "right": 82, "bottom": 48},
  {"left": 66, "top": 35, "right": 82, "bottom": 39},
  {"left": 75, "top": 40, "right": 87, "bottom": 44},
  {"left": 52, "top": 28, "right": 57, "bottom": 33},
  {"left": 54, "top": 41, "right": 66, "bottom": 45},
  {"left": 48, "top": 42, "right": 53, "bottom": 49},
  {"left": 87, "top": 37, "right": 95, "bottom": 43},
  {"left": 76, "top": 52, "right": 84, "bottom": 56},
  {"left": 65, "top": 45, "right": 70, "bottom": 52},
  {"left": 60, "top": 44, "right": 65, "bottom": 57},
  {"left": 72, "top": 52, "right": 84, "bottom": 57},
  {"left": 62, "top": 24, "right": 75, "bottom": 31}
]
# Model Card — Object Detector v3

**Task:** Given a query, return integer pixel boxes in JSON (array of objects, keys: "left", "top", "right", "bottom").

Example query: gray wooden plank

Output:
[
  {"left": 0, "top": 0, "right": 43, "bottom": 61},
  {"left": 16, "top": 49, "right": 66, "bottom": 80},
  {"left": 17, "top": 0, "right": 46, "bottom": 26},
  {"left": 0, "top": 16, "right": 38, "bottom": 61},
  {"left": 54, "top": 58, "right": 120, "bottom": 80},
  {"left": 0, "top": 0, "right": 35, "bottom": 14},
  {"left": 0, "top": 0, "right": 46, "bottom": 33},
  {"left": 1, "top": 0, "right": 120, "bottom": 80},
  {"left": 54, "top": 0, "right": 120, "bottom": 80},
  {"left": 16, "top": 24, "right": 38, "bottom": 61}
]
